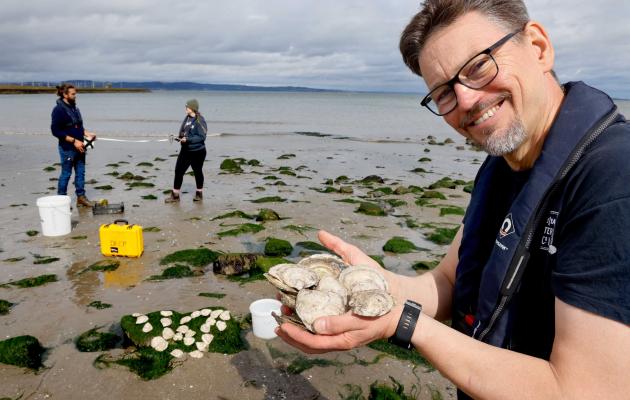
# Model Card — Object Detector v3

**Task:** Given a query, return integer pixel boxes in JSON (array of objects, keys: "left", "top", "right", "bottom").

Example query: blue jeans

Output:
[{"left": 57, "top": 146, "right": 86, "bottom": 197}]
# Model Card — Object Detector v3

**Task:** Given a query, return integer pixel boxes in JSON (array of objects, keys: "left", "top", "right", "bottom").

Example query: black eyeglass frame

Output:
[{"left": 420, "top": 30, "right": 521, "bottom": 116}]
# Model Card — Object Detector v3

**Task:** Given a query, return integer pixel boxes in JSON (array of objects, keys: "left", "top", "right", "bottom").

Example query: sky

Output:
[{"left": 1, "top": 1, "right": 629, "bottom": 97}]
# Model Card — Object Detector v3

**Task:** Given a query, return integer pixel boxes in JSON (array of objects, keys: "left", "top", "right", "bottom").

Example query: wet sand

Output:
[{"left": 0, "top": 132, "right": 477, "bottom": 399}]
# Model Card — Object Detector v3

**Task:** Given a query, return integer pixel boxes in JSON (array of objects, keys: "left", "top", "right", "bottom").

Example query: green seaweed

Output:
[
  {"left": 255, "top": 256, "right": 290, "bottom": 272},
  {"left": 143, "top": 227, "right": 161, "bottom": 232},
  {"left": 368, "top": 339, "right": 434, "bottom": 370},
  {"left": 220, "top": 158, "right": 243, "bottom": 173},
  {"left": 211, "top": 210, "right": 255, "bottom": 220},
  {"left": 335, "top": 198, "right": 362, "bottom": 204},
  {"left": 420, "top": 190, "right": 447, "bottom": 200},
  {"left": 382, "top": 237, "right": 418, "bottom": 254},
  {"left": 426, "top": 226, "right": 459, "bottom": 245},
  {"left": 86, "top": 260, "right": 120, "bottom": 273},
  {"left": 3, "top": 274, "right": 58, "bottom": 288},
  {"left": 411, "top": 260, "right": 439, "bottom": 271},
  {"left": 141, "top": 194, "right": 158, "bottom": 200},
  {"left": 286, "top": 355, "right": 342, "bottom": 374},
  {"left": 217, "top": 223, "right": 265, "bottom": 238},
  {"left": 88, "top": 301, "right": 112, "bottom": 309},
  {"left": 356, "top": 202, "right": 386, "bottom": 216},
  {"left": 26, "top": 230, "right": 38, "bottom": 237},
  {"left": 429, "top": 177, "right": 457, "bottom": 190},
  {"left": 75, "top": 327, "right": 119, "bottom": 352},
  {"left": 247, "top": 159, "right": 261, "bottom": 166},
  {"left": 128, "top": 182, "right": 154, "bottom": 188},
  {"left": 439, "top": 206, "right": 466, "bottom": 217},
  {"left": 264, "top": 237, "right": 293, "bottom": 257},
  {"left": 0, "top": 299, "right": 14, "bottom": 315},
  {"left": 198, "top": 292, "right": 226, "bottom": 299},
  {"left": 282, "top": 224, "right": 317, "bottom": 236},
  {"left": 0, "top": 335, "right": 45, "bottom": 369},
  {"left": 277, "top": 153, "right": 296, "bottom": 159},
  {"left": 32, "top": 255, "right": 59, "bottom": 264},
  {"left": 43, "top": 166, "right": 56, "bottom": 172},
  {"left": 295, "top": 241, "right": 328, "bottom": 252},
  {"left": 369, "top": 255, "right": 385, "bottom": 268},
  {"left": 136, "top": 162, "right": 154, "bottom": 167},
  {"left": 98, "top": 348, "right": 174, "bottom": 380},
  {"left": 95, "top": 185, "right": 113, "bottom": 190},
  {"left": 250, "top": 196, "right": 286, "bottom": 203},
  {"left": 106, "top": 163, "right": 120, "bottom": 167},
  {"left": 159, "top": 248, "right": 219, "bottom": 267},
  {"left": 418, "top": 157, "right": 432, "bottom": 162},
  {"left": 3, "top": 257, "right": 25, "bottom": 263},
  {"left": 226, "top": 268, "right": 266, "bottom": 284},
  {"left": 263, "top": 175, "right": 279, "bottom": 180},
  {"left": 149, "top": 264, "right": 195, "bottom": 280},
  {"left": 360, "top": 175, "right": 384, "bottom": 184},
  {"left": 71, "top": 235, "right": 88, "bottom": 240},
  {"left": 393, "top": 186, "right": 410, "bottom": 195},
  {"left": 386, "top": 199, "right": 407, "bottom": 208}
]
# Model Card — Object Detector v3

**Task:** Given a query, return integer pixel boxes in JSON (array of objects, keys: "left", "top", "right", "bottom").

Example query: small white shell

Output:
[
  {"left": 176, "top": 325, "right": 189, "bottom": 334},
  {"left": 132, "top": 312, "right": 142, "bottom": 317},
  {"left": 170, "top": 349, "right": 184, "bottom": 358},
  {"left": 219, "top": 310, "right": 231, "bottom": 321},
  {"left": 210, "top": 309, "right": 223, "bottom": 319},
  {"left": 200, "top": 308, "right": 211, "bottom": 316},
  {"left": 162, "top": 327, "right": 175, "bottom": 340},
  {"left": 150, "top": 336, "right": 168, "bottom": 352},
  {"left": 142, "top": 323, "right": 153, "bottom": 333},
  {"left": 216, "top": 321, "right": 227, "bottom": 331},
  {"left": 201, "top": 334, "right": 214, "bottom": 344},
  {"left": 195, "top": 342, "right": 208, "bottom": 352},
  {"left": 200, "top": 324, "right": 211, "bottom": 333},
  {"left": 160, "top": 318, "right": 172, "bottom": 327},
  {"left": 206, "top": 318, "right": 216, "bottom": 326},
  {"left": 135, "top": 315, "right": 148, "bottom": 324},
  {"left": 180, "top": 316, "right": 192, "bottom": 324},
  {"left": 189, "top": 350, "right": 203, "bottom": 359},
  {"left": 184, "top": 329, "right": 196, "bottom": 338},
  {"left": 160, "top": 310, "right": 173, "bottom": 317},
  {"left": 191, "top": 310, "right": 201, "bottom": 318},
  {"left": 173, "top": 333, "right": 183, "bottom": 341},
  {"left": 183, "top": 337, "right": 195, "bottom": 346}
]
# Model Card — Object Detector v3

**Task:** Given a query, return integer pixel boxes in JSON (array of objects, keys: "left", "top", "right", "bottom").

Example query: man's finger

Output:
[
  {"left": 277, "top": 322, "right": 355, "bottom": 352},
  {"left": 312, "top": 313, "right": 372, "bottom": 335}
]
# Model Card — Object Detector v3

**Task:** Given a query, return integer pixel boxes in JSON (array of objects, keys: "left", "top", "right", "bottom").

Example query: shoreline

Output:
[{"left": 0, "top": 85, "right": 150, "bottom": 94}]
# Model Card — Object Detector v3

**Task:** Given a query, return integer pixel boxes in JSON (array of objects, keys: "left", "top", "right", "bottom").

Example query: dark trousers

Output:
[{"left": 173, "top": 148, "right": 206, "bottom": 190}]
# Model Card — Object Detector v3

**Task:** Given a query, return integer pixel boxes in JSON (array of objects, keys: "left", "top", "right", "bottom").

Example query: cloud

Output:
[{"left": 0, "top": 0, "right": 627, "bottom": 97}]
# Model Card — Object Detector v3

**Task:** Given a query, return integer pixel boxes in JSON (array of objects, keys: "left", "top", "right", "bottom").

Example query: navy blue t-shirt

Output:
[{"left": 464, "top": 117, "right": 630, "bottom": 357}]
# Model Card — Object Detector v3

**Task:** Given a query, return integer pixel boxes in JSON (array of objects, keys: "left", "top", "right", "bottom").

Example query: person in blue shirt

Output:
[
  {"left": 50, "top": 83, "right": 96, "bottom": 207},
  {"left": 275, "top": 1, "right": 630, "bottom": 399},
  {"left": 165, "top": 99, "right": 208, "bottom": 203}
]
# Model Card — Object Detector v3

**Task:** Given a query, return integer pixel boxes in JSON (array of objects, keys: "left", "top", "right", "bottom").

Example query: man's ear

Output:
[{"left": 523, "top": 20, "right": 555, "bottom": 73}]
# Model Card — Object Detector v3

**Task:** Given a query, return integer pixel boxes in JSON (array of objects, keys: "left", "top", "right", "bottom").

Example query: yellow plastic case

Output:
[{"left": 99, "top": 219, "right": 144, "bottom": 257}]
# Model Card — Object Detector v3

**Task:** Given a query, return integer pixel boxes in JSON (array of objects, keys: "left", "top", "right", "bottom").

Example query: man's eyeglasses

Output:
[{"left": 421, "top": 30, "right": 521, "bottom": 116}]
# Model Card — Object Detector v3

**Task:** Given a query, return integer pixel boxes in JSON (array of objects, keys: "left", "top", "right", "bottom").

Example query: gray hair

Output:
[{"left": 400, "top": 0, "right": 530, "bottom": 76}]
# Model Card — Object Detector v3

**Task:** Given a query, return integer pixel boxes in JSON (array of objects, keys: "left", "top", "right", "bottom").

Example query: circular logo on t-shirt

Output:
[{"left": 499, "top": 213, "right": 515, "bottom": 238}]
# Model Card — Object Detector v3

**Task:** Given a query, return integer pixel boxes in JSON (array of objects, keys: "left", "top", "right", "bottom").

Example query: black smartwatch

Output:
[{"left": 389, "top": 300, "right": 422, "bottom": 349}]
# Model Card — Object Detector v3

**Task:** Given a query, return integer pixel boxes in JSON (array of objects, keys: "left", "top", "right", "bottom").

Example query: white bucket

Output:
[
  {"left": 36, "top": 195, "right": 72, "bottom": 237},
  {"left": 249, "top": 298, "right": 282, "bottom": 339}
]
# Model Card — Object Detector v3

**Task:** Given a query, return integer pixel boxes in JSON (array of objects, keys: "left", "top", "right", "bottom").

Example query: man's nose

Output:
[{"left": 453, "top": 83, "right": 482, "bottom": 111}]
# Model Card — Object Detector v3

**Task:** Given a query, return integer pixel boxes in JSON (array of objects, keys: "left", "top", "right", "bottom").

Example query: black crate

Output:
[{"left": 93, "top": 202, "right": 124, "bottom": 215}]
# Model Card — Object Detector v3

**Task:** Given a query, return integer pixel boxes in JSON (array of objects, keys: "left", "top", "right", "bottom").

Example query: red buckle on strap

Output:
[{"left": 464, "top": 314, "right": 475, "bottom": 327}]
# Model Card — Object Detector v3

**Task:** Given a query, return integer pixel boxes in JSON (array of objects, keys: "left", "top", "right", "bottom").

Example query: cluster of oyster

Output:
[
  {"left": 264, "top": 254, "right": 394, "bottom": 332},
  {"left": 131, "top": 308, "right": 231, "bottom": 359}
]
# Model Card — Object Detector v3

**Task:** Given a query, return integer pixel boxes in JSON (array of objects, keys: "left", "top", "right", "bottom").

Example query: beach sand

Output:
[{"left": 0, "top": 132, "right": 477, "bottom": 399}]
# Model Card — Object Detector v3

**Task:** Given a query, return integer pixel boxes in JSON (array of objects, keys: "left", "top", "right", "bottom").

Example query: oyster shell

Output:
[
  {"left": 170, "top": 349, "right": 184, "bottom": 358},
  {"left": 160, "top": 310, "right": 173, "bottom": 317},
  {"left": 195, "top": 342, "right": 208, "bottom": 352},
  {"left": 271, "top": 311, "right": 306, "bottom": 330},
  {"left": 191, "top": 310, "right": 201, "bottom": 318},
  {"left": 201, "top": 334, "right": 214, "bottom": 344},
  {"left": 160, "top": 318, "right": 172, "bottom": 327},
  {"left": 297, "top": 254, "right": 347, "bottom": 279},
  {"left": 316, "top": 275, "right": 348, "bottom": 305},
  {"left": 200, "top": 308, "right": 211, "bottom": 316},
  {"left": 264, "top": 264, "right": 319, "bottom": 293},
  {"left": 339, "top": 265, "right": 388, "bottom": 293},
  {"left": 150, "top": 336, "right": 168, "bottom": 352},
  {"left": 142, "top": 323, "right": 153, "bottom": 333},
  {"left": 295, "top": 289, "right": 346, "bottom": 332},
  {"left": 183, "top": 337, "right": 195, "bottom": 346},
  {"left": 348, "top": 289, "right": 394, "bottom": 317},
  {"left": 180, "top": 316, "right": 192, "bottom": 324},
  {"left": 219, "top": 310, "right": 231, "bottom": 321},
  {"left": 216, "top": 321, "right": 227, "bottom": 331},
  {"left": 162, "top": 327, "right": 175, "bottom": 340},
  {"left": 210, "top": 309, "right": 223, "bottom": 319},
  {"left": 279, "top": 291, "right": 297, "bottom": 309},
  {"left": 135, "top": 315, "right": 148, "bottom": 324},
  {"left": 189, "top": 350, "right": 204, "bottom": 359}
]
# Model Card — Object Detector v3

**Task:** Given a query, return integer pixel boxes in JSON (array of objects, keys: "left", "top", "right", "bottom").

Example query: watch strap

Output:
[{"left": 389, "top": 300, "right": 422, "bottom": 349}]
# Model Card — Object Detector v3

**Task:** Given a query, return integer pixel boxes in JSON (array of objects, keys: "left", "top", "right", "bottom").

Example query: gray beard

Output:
[{"left": 481, "top": 119, "right": 527, "bottom": 156}]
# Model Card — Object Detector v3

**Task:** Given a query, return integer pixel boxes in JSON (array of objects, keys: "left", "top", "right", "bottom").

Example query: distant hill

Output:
[{"left": 70, "top": 80, "right": 342, "bottom": 93}]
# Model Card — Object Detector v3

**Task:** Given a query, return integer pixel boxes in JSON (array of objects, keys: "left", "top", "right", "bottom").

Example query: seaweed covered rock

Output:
[
  {"left": 0, "top": 335, "right": 45, "bottom": 369},
  {"left": 219, "top": 158, "right": 243, "bottom": 173},
  {"left": 75, "top": 327, "right": 120, "bottom": 352},
  {"left": 0, "top": 299, "right": 14, "bottom": 315},
  {"left": 360, "top": 175, "right": 385, "bottom": 184},
  {"left": 149, "top": 264, "right": 198, "bottom": 280},
  {"left": 160, "top": 248, "right": 219, "bottom": 267},
  {"left": 217, "top": 223, "right": 265, "bottom": 238},
  {"left": 382, "top": 237, "right": 419, "bottom": 254},
  {"left": 256, "top": 208, "right": 280, "bottom": 222},
  {"left": 1, "top": 274, "right": 58, "bottom": 289},
  {"left": 213, "top": 253, "right": 259, "bottom": 276},
  {"left": 264, "top": 237, "right": 293, "bottom": 257},
  {"left": 355, "top": 202, "right": 386, "bottom": 217}
]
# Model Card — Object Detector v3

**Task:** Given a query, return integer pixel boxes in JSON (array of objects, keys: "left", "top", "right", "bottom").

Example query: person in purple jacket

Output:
[{"left": 50, "top": 83, "right": 97, "bottom": 208}]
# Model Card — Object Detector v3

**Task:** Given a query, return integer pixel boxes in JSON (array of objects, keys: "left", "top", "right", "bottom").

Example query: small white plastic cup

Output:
[{"left": 249, "top": 298, "right": 282, "bottom": 339}]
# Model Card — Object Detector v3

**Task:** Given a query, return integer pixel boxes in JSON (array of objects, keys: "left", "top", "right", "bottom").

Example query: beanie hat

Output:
[{"left": 185, "top": 99, "right": 199, "bottom": 112}]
